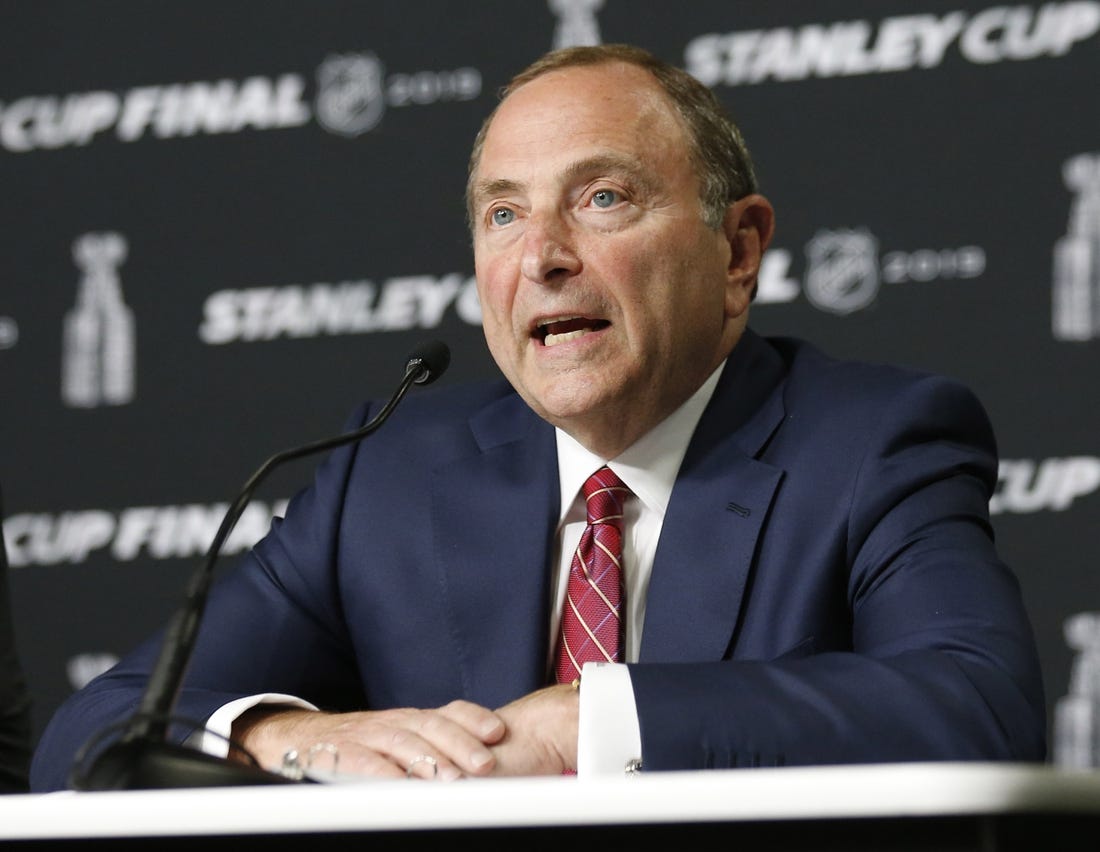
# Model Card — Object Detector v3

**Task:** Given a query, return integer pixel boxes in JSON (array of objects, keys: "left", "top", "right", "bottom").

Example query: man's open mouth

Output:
[{"left": 536, "top": 316, "right": 610, "bottom": 347}]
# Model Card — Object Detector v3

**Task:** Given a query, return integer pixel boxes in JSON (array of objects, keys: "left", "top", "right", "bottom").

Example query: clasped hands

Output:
[{"left": 230, "top": 682, "right": 580, "bottom": 781}]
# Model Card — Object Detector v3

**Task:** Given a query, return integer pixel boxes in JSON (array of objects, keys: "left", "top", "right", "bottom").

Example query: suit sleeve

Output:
[{"left": 629, "top": 375, "right": 1046, "bottom": 770}]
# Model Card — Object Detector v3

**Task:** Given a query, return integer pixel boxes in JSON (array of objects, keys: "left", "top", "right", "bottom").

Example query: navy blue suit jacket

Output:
[{"left": 31, "top": 330, "right": 1046, "bottom": 791}]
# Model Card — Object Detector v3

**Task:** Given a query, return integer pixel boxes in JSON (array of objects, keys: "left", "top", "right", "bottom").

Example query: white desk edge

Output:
[{"left": 2, "top": 762, "right": 1098, "bottom": 840}]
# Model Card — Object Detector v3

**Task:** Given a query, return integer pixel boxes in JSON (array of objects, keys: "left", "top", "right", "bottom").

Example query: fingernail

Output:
[
  {"left": 470, "top": 747, "right": 493, "bottom": 769},
  {"left": 439, "top": 765, "right": 462, "bottom": 782}
]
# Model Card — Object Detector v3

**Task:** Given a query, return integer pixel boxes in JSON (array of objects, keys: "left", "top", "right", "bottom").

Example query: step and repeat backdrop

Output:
[{"left": 2, "top": 0, "right": 1098, "bottom": 749}]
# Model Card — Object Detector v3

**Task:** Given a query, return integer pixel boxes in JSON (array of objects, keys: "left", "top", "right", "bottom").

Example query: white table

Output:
[{"left": 3, "top": 762, "right": 1099, "bottom": 850}]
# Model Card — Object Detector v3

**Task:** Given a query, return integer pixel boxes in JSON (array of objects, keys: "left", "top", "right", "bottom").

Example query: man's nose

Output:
[{"left": 520, "top": 213, "right": 581, "bottom": 284}]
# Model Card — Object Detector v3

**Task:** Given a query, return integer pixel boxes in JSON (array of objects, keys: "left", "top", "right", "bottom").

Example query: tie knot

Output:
[{"left": 582, "top": 466, "right": 629, "bottom": 527}]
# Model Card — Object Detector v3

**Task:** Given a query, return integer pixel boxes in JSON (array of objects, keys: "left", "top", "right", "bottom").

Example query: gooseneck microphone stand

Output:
[{"left": 72, "top": 341, "right": 451, "bottom": 790}]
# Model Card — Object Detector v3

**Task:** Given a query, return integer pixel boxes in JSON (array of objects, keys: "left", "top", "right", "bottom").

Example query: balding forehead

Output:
[{"left": 465, "top": 62, "right": 696, "bottom": 227}]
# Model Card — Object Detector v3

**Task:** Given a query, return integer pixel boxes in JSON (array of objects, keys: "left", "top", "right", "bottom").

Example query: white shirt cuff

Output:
[
  {"left": 576, "top": 661, "right": 642, "bottom": 777},
  {"left": 195, "top": 693, "right": 319, "bottom": 757}
]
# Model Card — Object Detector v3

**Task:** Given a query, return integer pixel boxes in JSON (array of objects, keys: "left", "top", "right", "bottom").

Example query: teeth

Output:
[
  {"left": 544, "top": 328, "right": 591, "bottom": 347},
  {"left": 540, "top": 315, "right": 581, "bottom": 329}
]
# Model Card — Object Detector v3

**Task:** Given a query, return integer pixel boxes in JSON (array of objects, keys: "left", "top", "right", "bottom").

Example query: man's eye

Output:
[
  {"left": 491, "top": 207, "right": 516, "bottom": 226},
  {"left": 591, "top": 189, "right": 620, "bottom": 209}
]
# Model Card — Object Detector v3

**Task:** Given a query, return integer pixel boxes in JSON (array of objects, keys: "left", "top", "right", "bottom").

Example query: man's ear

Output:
[{"left": 722, "top": 194, "right": 775, "bottom": 316}]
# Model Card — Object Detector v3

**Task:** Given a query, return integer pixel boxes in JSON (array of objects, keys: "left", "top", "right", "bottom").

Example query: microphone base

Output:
[{"left": 74, "top": 738, "right": 307, "bottom": 791}]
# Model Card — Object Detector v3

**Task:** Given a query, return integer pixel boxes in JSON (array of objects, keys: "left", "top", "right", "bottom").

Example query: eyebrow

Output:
[
  {"left": 470, "top": 152, "right": 658, "bottom": 212},
  {"left": 470, "top": 177, "right": 523, "bottom": 211}
]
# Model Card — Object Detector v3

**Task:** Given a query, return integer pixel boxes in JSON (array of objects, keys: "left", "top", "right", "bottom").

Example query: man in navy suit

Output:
[{"left": 31, "top": 44, "right": 1045, "bottom": 791}]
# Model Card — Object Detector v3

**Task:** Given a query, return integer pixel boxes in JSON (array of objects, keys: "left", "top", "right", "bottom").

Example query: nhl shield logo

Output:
[
  {"left": 804, "top": 228, "right": 880, "bottom": 315},
  {"left": 315, "top": 52, "right": 386, "bottom": 137}
]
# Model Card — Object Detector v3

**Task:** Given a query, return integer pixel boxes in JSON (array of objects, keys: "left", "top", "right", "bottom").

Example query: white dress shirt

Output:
[
  {"left": 555, "top": 362, "right": 724, "bottom": 775},
  {"left": 202, "top": 362, "right": 725, "bottom": 778}
]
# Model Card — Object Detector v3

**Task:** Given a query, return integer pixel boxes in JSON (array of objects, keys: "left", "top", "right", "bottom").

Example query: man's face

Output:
[{"left": 470, "top": 62, "right": 756, "bottom": 457}]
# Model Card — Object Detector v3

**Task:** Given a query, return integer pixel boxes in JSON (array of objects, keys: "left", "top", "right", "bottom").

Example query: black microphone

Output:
[
  {"left": 71, "top": 341, "right": 451, "bottom": 791},
  {"left": 404, "top": 339, "right": 450, "bottom": 385}
]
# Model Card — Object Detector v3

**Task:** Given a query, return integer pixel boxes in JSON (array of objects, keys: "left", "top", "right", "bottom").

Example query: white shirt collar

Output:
[{"left": 555, "top": 360, "right": 727, "bottom": 522}]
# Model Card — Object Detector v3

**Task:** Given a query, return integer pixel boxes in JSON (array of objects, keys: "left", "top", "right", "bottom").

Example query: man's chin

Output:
[{"left": 523, "top": 382, "right": 618, "bottom": 428}]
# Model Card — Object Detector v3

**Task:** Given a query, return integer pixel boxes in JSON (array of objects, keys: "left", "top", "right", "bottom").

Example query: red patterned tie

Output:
[{"left": 555, "top": 466, "right": 630, "bottom": 685}]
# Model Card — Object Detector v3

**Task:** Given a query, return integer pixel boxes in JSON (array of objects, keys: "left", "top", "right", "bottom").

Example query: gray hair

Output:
[{"left": 465, "top": 43, "right": 759, "bottom": 231}]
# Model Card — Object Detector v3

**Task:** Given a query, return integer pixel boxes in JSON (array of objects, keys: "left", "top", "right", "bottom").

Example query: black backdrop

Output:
[{"left": 2, "top": 0, "right": 1098, "bottom": 755}]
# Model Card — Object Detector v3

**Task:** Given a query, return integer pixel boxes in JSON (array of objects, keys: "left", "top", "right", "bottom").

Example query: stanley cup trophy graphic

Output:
[
  {"left": 1053, "top": 153, "right": 1100, "bottom": 342},
  {"left": 548, "top": 0, "right": 603, "bottom": 49},
  {"left": 62, "top": 232, "right": 136, "bottom": 407}
]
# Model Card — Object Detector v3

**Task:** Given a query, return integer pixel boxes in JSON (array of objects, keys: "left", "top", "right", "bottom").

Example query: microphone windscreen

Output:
[{"left": 406, "top": 340, "right": 451, "bottom": 385}]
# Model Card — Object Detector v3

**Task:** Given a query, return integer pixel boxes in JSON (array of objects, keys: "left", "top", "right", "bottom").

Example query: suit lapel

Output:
[
  {"left": 430, "top": 393, "right": 559, "bottom": 706},
  {"left": 640, "top": 331, "right": 788, "bottom": 662},
  {"left": 430, "top": 331, "right": 790, "bottom": 688}
]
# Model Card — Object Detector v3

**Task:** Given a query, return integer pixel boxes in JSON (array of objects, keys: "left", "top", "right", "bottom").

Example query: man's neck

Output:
[{"left": 555, "top": 361, "right": 728, "bottom": 461}]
